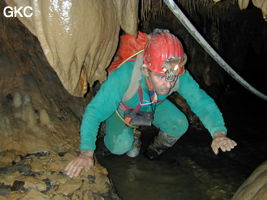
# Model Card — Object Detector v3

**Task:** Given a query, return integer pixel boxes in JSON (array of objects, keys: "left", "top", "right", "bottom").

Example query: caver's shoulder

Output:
[
  {"left": 109, "top": 61, "right": 135, "bottom": 78},
  {"left": 105, "top": 61, "right": 135, "bottom": 87}
]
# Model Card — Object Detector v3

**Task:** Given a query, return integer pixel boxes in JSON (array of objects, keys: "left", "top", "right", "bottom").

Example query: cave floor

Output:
[{"left": 97, "top": 90, "right": 267, "bottom": 200}]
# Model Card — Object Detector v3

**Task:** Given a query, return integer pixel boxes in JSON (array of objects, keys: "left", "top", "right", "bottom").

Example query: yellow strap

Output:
[
  {"left": 114, "top": 50, "right": 144, "bottom": 130},
  {"left": 115, "top": 49, "right": 144, "bottom": 70},
  {"left": 115, "top": 110, "right": 138, "bottom": 129},
  {"left": 115, "top": 110, "right": 140, "bottom": 137}
]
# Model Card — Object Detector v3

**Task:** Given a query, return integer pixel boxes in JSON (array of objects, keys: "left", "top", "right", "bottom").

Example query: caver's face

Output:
[
  {"left": 149, "top": 71, "right": 177, "bottom": 95},
  {"left": 143, "top": 67, "right": 177, "bottom": 95}
]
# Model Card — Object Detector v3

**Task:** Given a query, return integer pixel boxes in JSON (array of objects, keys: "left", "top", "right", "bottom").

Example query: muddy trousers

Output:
[{"left": 104, "top": 100, "right": 189, "bottom": 155}]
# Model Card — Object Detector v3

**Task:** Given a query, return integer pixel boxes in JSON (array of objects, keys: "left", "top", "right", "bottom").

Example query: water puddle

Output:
[
  {"left": 98, "top": 92, "right": 267, "bottom": 200},
  {"left": 100, "top": 154, "right": 208, "bottom": 200}
]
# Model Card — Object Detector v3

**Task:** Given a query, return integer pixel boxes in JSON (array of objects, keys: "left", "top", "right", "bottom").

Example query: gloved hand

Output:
[
  {"left": 211, "top": 132, "right": 237, "bottom": 155},
  {"left": 64, "top": 150, "right": 94, "bottom": 178}
]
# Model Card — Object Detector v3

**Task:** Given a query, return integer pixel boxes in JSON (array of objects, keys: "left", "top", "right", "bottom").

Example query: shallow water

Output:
[
  {"left": 98, "top": 132, "right": 243, "bottom": 200},
  {"left": 98, "top": 91, "right": 267, "bottom": 200},
  {"left": 101, "top": 154, "right": 208, "bottom": 200}
]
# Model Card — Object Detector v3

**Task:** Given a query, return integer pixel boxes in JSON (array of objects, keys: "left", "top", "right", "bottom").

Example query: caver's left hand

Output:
[{"left": 211, "top": 132, "right": 237, "bottom": 155}]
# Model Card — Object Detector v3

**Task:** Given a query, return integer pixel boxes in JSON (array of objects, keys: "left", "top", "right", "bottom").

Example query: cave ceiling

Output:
[
  {"left": 141, "top": 0, "right": 267, "bottom": 22},
  {"left": 2, "top": 0, "right": 267, "bottom": 97}
]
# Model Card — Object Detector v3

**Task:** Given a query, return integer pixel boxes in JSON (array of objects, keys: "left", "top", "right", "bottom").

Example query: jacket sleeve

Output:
[
  {"left": 177, "top": 70, "right": 227, "bottom": 137},
  {"left": 80, "top": 63, "right": 133, "bottom": 151}
]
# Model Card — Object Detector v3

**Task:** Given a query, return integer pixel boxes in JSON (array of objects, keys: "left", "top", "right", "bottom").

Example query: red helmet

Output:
[{"left": 143, "top": 31, "right": 187, "bottom": 81}]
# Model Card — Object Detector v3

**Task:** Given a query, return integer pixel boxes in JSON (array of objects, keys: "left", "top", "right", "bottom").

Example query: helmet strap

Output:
[
  {"left": 146, "top": 78, "right": 158, "bottom": 103},
  {"left": 146, "top": 77, "right": 154, "bottom": 91}
]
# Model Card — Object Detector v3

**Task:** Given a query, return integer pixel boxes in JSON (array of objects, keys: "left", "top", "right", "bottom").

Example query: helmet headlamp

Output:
[{"left": 162, "top": 55, "right": 187, "bottom": 82}]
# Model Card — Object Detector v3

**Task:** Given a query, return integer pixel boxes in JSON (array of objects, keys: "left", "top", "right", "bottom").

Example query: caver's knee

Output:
[
  {"left": 104, "top": 132, "right": 134, "bottom": 155},
  {"left": 162, "top": 114, "right": 189, "bottom": 138},
  {"left": 175, "top": 114, "right": 189, "bottom": 136},
  {"left": 153, "top": 100, "right": 189, "bottom": 138}
]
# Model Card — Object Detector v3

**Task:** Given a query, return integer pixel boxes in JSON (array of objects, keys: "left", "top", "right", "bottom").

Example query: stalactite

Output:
[{"left": 140, "top": 0, "right": 235, "bottom": 25}]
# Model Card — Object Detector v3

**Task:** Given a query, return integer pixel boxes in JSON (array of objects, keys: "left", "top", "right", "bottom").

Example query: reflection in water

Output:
[{"left": 100, "top": 154, "right": 208, "bottom": 200}]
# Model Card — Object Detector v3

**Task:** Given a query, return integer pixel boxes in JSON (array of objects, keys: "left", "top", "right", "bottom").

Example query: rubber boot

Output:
[
  {"left": 126, "top": 130, "right": 142, "bottom": 158},
  {"left": 145, "top": 131, "right": 179, "bottom": 160}
]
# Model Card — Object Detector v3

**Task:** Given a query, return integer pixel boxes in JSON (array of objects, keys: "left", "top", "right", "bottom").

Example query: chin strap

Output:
[{"left": 146, "top": 78, "right": 159, "bottom": 103}]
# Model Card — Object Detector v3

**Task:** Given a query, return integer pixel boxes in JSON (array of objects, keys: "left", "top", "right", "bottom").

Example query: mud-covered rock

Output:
[
  {"left": 20, "top": 189, "right": 49, "bottom": 200},
  {"left": 232, "top": 160, "right": 267, "bottom": 200},
  {"left": 0, "top": 151, "right": 120, "bottom": 200},
  {"left": 5, "top": 0, "right": 138, "bottom": 97}
]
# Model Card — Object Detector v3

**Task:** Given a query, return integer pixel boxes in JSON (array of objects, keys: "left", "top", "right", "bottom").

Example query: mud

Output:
[
  {"left": 0, "top": 150, "right": 119, "bottom": 200},
  {"left": 0, "top": 53, "right": 121, "bottom": 199}
]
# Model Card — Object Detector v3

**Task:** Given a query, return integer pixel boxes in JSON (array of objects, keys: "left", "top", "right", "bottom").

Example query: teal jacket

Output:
[{"left": 80, "top": 61, "right": 227, "bottom": 151}]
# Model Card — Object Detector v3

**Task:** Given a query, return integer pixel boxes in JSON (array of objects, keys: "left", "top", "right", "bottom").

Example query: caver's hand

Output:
[
  {"left": 211, "top": 132, "right": 237, "bottom": 155},
  {"left": 64, "top": 150, "right": 94, "bottom": 178}
]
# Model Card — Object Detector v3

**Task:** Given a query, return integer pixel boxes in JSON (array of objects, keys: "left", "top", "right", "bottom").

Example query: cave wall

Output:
[
  {"left": 0, "top": 1, "right": 121, "bottom": 199},
  {"left": 0, "top": 1, "right": 85, "bottom": 153}
]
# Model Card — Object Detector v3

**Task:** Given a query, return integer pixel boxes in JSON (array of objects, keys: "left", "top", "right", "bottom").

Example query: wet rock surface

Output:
[
  {"left": 232, "top": 160, "right": 267, "bottom": 200},
  {"left": 0, "top": 6, "right": 121, "bottom": 199},
  {"left": 0, "top": 150, "right": 120, "bottom": 200}
]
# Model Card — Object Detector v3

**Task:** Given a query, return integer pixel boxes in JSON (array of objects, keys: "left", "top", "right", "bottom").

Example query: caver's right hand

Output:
[{"left": 64, "top": 150, "right": 94, "bottom": 178}]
